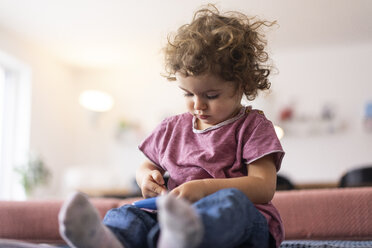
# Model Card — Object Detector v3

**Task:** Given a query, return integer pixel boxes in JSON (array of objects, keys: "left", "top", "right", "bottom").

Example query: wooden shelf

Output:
[{"left": 294, "top": 182, "right": 338, "bottom": 190}]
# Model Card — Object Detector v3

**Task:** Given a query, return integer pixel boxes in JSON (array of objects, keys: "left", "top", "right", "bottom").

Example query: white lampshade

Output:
[{"left": 79, "top": 90, "right": 114, "bottom": 112}]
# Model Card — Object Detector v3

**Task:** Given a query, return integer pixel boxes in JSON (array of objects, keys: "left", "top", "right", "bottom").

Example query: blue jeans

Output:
[{"left": 103, "top": 188, "right": 272, "bottom": 248}]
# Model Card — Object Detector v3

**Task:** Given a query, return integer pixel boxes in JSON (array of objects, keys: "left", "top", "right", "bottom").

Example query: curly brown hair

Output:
[{"left": 163, "top": 4, "right": 277, "bottom": 100}]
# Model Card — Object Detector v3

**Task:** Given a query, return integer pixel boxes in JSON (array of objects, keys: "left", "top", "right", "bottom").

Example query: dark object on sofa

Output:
[
  {"left": 276, "top": 174, "right": 295, "bottom": 190},
  {"left": 339, "top": 166, "right": 372, "bottom": 187}
]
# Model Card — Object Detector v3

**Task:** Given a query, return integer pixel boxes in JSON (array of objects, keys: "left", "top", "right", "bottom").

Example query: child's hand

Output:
[
  {"left": 170, "top": 180, "right": 206, "bottom": 203},
  {"left": 140, "top": 170, "right": 167, "bottom": 198}
]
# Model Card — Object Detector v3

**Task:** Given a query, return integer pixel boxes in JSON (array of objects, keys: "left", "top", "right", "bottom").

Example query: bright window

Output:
[{"left": 0, "top": 51, "right": 31, "bottom": 200}]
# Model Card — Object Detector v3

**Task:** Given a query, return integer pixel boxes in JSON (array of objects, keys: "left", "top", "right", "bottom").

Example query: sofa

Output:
[{"left": 1, "top": 187, "right": 372, "bottom": 247}]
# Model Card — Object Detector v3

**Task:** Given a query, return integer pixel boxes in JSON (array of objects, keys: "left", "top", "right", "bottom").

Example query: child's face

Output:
[{"left": 176, "top": 73, "right": 243, "bottom": 129}]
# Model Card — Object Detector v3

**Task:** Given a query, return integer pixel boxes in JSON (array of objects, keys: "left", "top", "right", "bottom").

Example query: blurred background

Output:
[{"left": 0, "top": 0, "right": 371, "bottom": 200}]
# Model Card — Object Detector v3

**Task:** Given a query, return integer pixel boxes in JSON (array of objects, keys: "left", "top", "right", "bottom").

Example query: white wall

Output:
[
  {"left": 64, "top": 57, "right": 186, "bottom": 194},
  {"left": 267, "top": 43, "right": 372, "bottom": 183},
  {"left": 68, "top": 42, "right": 372, "bottom": 189},
  {"left": 0, "top": 26, "right": 78, "bottom": 198},
  {"left": 1, "top": 24, "right": 372, "bottom": 198}
]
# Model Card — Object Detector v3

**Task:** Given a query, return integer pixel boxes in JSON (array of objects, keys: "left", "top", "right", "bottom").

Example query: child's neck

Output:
[{"left": 196, "top": 119, "right": 210, "bottom": 130}]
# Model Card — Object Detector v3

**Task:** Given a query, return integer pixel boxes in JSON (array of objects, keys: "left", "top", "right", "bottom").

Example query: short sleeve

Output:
[
  {"left": 138, "top": 119, "right": 168, "bottom": 170},
  {"left": 242, "top": 119, "right": 285, "bottom": 171}
]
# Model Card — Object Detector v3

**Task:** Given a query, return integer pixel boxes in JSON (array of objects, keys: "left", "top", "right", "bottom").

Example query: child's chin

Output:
[{"left": 201, "top": 120, "right": 216, "bottom": 127}]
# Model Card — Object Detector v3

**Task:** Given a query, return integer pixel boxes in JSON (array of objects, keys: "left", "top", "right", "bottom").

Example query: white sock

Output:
[
  {"left": 58, "top": 192, "right": 124, "bottom": 248},
  {"left": 157, "top": 194, "right": 203, "bottom": 248}
]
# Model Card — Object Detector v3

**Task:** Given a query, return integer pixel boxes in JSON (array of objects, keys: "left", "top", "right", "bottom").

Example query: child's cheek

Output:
[{"left": 186, "top": 99, "right": 195, "bottom": 112}]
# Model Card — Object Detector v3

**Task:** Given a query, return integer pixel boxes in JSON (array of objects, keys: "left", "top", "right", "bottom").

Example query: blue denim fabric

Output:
[
  {"left": 195, "top": 188, "right": 270, "bottom": 248},
  {"left": 103, "top": 188, "right": 271, "bottom": 248},
  {"left": 103, "top": 204, "right": 159, "bottom": 248}
]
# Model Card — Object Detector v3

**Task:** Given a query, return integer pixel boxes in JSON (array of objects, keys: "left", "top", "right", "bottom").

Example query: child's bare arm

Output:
[
  {"left": 170, "top": 154, "right": 277, "bottom": 204},
  {"left": 136, "top": 159, "right": 167, "bottom": 198}
]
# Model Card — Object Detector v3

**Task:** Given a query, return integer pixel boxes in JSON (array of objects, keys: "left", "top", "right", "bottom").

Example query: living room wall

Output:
[
  {"left": 1, "top": 24, "right": 371, "bottom": 199},
  {"left": 268, "top": 43, "right": 372, "bottom": 183},
  {"left": 0, "top": 26, "right": 78, "bottom": 198},
  {"left": 66, "top": 41, "right": 372, "bottom": 194}
]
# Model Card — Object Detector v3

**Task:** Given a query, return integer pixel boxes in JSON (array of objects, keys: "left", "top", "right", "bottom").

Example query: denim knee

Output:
[
  {"left": 194, "top": 188, "right": 252, "bottom": 210},
  {"left": 103, "top": 204, "right": 159, "bottom": 248},
  {"left": 103, "top": 204, "right": 157, "bottom": 230},
  {"left": 193, "top": 188, "right": 269, "bottom": 248},
  {"left": 103, "top": 204, "right": 133, "bottom": 227},
  {"left": 218, "top": 187, "right": 247, "bottom": 199}
]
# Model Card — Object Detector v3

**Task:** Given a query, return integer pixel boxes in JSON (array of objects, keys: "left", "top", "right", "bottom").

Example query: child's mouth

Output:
[{"left": 198, "top": 115, "right": 210, "bottom": 120}]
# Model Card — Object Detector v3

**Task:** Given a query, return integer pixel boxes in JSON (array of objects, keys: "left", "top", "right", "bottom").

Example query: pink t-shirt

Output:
[{"left": 139, "top": 105, "right": 285, "bottom": 246}]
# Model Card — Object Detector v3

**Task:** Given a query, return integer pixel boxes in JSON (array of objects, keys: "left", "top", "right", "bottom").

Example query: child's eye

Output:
[
  {"left": 206, "top": 94, "right": 219, "bottom": 100},
  {"left": 184, "top": 93, "right": 193, "bottom": 97}
]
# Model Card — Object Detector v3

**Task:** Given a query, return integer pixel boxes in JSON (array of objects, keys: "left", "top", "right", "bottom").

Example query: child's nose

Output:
[{"left": 194, "top": 96, "right": 206, "bottom": 110}]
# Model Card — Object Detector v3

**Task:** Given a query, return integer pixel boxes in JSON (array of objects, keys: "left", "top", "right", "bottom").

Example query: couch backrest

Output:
[
  {"left": 1, "top": 188, "right": 372, "bottom": 244},
  {"left": 272, "top": 187, "right": 372, "bottom": 240}
]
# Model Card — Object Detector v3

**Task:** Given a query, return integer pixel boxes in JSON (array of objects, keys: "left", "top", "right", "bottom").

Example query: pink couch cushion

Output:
[
  {"left": 0, "top": 197, "right": 125, "bottom": 244},
  {"left": 1, "top": 188, "right": 372, "bottom": 244},
  {"left": 272, "top": 187, "right": 372, "bottom": 240}
]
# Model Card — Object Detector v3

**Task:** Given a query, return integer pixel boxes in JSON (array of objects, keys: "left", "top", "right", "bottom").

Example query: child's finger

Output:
[
  {"left": 169, "top": 188, "right": 181, "bottom": 198},
  {"left": 151, "top": 170, "right": 165, "bottom": 186},
  {"left": 145, "top": 180, "right": 166, "bottom": 197},
  {"left": 159, "top": 186, "right": 167, "bottom": 195},
  {"left": 143, "top": 191, "right": 158, "bottom": 198}
]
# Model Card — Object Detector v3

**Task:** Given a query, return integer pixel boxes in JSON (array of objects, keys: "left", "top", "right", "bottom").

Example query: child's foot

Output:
[
  {"left": 58, "top": 192, "right": 124, "bottom": 248},
  {"left": 157, "top": 194, "right": 203, "bottom": 248}
]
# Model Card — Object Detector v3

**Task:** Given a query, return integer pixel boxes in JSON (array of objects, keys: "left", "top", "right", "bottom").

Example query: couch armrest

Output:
[
  {"left": 273, "top": 187, "right": 372, "bottom": 240},
  {"left": 0, "top": 197, "right": 133, "bottom": 244}
]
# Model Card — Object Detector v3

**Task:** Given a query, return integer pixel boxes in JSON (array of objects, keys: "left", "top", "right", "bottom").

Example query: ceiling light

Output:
[{"left": 79, "top": 90, "right": 114, "bottom": 112}]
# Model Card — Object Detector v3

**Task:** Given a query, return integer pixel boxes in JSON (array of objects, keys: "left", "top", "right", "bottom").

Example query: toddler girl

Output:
[{"left": 59, "top": 4, "right": 284, "bottom": 248}]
